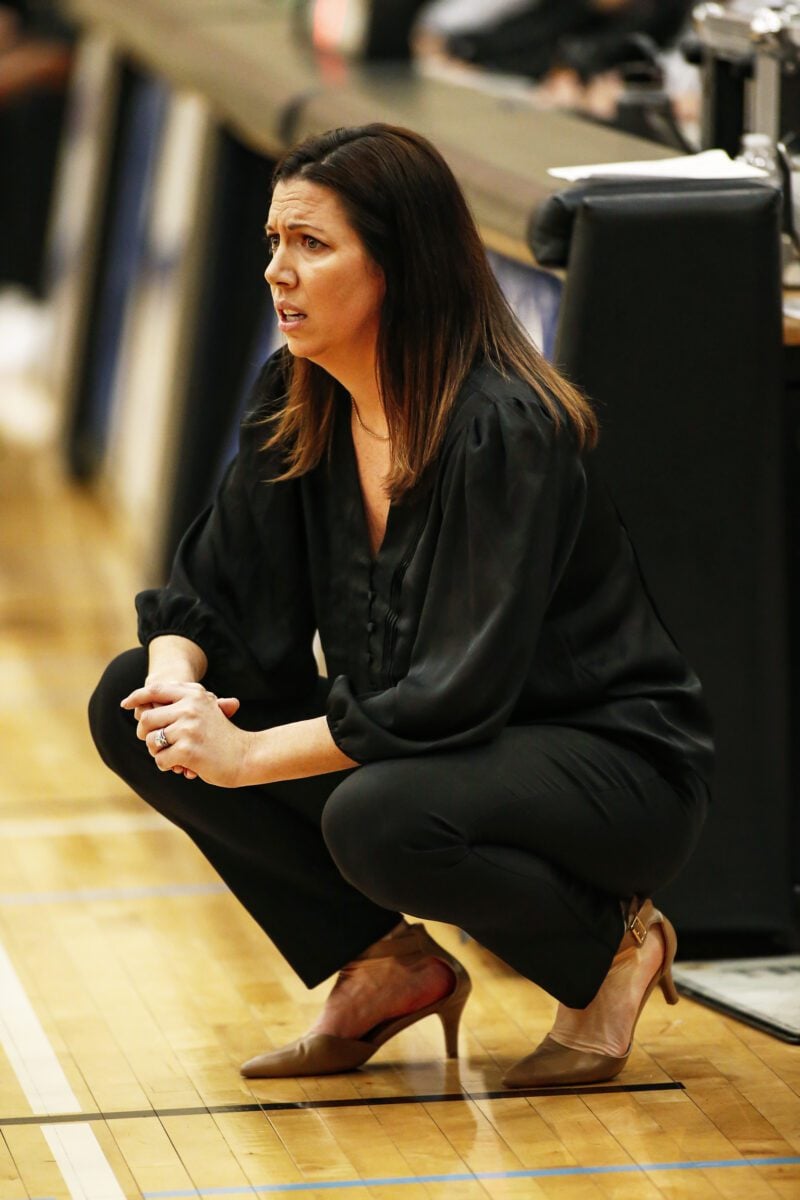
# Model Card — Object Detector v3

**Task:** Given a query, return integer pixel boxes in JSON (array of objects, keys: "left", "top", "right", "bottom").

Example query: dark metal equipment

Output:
[{"left": 694, "top": 2, "right": 800, "bottom": 154}]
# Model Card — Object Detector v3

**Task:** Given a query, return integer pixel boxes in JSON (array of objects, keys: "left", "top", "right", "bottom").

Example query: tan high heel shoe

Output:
[
  {"left": 240, "top": 923, "right": 471, "bottom": 1078},
  {"left": 503, "top": 898, "right": 679, "bottom": 1089}
]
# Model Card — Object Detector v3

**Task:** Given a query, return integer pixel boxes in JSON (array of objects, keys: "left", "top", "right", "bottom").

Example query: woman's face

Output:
[{"left": 265, "top": 178, "right": 385, "bottom": 379}]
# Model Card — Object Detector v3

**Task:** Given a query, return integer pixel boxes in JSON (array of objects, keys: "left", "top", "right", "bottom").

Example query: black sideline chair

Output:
[{"left": 530, "top": 177, "right": 797, "bottom": 947}]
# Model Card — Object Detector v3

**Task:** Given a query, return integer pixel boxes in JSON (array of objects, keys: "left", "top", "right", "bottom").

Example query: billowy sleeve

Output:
[{"left": 136, "top": 350, "right": 318, "bottom": 702}]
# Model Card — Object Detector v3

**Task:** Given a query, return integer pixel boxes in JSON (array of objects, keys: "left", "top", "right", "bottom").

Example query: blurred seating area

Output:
[{"left": 414, "top": 0, "right": 700, "bottom": 146}]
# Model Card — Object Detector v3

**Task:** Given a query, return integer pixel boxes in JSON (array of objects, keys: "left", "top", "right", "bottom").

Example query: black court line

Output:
[{"left": 0, "top": 1081, "right": 684, "bottom": 1126}]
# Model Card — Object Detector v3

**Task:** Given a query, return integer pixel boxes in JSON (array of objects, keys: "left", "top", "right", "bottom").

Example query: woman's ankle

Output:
[
  {"left": 550, "top": 926, "right": 665, "bottom": 1058},
  {"left": 310, "top": 952, "right": 454, "bottom": 1040}
]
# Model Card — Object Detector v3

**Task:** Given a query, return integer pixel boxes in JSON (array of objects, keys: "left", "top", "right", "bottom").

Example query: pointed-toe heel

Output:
[
  {"left": 502, "top": 1034, "right": 628, "bottom": 1089},
  {"left": 503, "top": 898, "right": 679, "bottom": 1090},
  {"left": 241, "top": 923, "right": 471, "bottom": 1079}
]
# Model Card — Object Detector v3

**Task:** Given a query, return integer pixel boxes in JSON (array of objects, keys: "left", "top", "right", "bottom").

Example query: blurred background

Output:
[
  {"left": 0, "top": 0, "right": 711, "bottom": 569},
  {"left": 1, "top": 14, "right": 799, "bottom": 1200}
]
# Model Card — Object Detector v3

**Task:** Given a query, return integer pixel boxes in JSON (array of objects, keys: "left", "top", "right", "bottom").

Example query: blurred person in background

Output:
[
  {"left": 0, "top": 0, "right": 72, "bottom": 297},
  {"left": 415, "top": 0, "right": 697, "bottom": 133}
]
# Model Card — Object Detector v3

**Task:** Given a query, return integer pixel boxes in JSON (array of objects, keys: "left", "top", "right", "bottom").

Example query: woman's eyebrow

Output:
[{"left": 264, "top": 220, "right": 327, "bottom": 233}]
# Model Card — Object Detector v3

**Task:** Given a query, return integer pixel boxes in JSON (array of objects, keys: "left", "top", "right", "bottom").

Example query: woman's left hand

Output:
[{"left": 120, "top": 682, "right": 251, "bottom": 788}]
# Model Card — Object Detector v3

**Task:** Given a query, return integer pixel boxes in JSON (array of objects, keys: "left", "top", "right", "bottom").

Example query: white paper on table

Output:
[{"left": 548, "top": 148, "right": 769, "bottom": 182}]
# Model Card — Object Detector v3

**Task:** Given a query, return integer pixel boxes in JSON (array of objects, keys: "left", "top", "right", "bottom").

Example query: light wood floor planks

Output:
[{"left": 1, "top": 433, "right": 799, "bottom": 1200}]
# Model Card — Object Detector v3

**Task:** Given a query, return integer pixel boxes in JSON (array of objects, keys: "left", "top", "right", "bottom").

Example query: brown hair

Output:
[{"left": 264, "top": 123, "right": 596, "bottom": 498}]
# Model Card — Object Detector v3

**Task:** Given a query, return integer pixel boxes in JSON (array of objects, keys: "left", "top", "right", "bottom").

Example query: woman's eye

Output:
[
  {"left": 265, "top": 234, "right": 279, "bottom": 254},
  {"left": 303, "top": 236, "right": 323, "bottom": 250}
]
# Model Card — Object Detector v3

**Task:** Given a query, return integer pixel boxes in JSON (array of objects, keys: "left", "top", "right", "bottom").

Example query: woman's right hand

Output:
[
  {"left": 139, "top": 635, "right": 216, "bottom": 778},
  {"left": 135, "top": 684, "right": 240, "bottom": 779}
]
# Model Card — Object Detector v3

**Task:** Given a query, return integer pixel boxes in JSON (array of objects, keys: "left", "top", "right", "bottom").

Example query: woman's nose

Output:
[{"left": 265, "top": 248, "right": 295, "bottom": 287}]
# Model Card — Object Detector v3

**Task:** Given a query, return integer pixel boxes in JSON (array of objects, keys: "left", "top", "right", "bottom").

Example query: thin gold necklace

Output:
[{"left": 351, "top": 395, "right": 390, "bottom": 442}]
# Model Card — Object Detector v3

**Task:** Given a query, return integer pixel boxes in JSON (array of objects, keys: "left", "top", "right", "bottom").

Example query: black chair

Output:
[{"left": 531, "top": 178, "right": 797, "bottom": 946}]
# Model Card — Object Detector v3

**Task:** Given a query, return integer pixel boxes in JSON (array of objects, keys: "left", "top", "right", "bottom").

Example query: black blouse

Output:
[{"left": 136, "top": 350, "right": 713, "bottom": 787}]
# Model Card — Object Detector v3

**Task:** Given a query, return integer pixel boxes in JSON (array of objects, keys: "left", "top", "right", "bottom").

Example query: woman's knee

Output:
[
  {"left": 321, "top": 763, "right": 461, "bottom": 909},
  {"left": 88, "top": 647, "right": 147, "bottom": 774}
]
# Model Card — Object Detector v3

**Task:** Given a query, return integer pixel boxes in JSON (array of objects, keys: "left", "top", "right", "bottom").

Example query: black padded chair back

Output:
[{"left": 549, "top": 180, "right": 794, "bottom": 939}]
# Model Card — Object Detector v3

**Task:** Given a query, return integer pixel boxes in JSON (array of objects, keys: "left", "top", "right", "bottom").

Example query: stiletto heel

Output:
[
  {"left": 660, "top": 967, "right": 679, "bottom": 1005},
  {"left": 439, "top": 990, "right": 469, "bottom": 1058},
  {"left": 654, "top": 909, "right": 679, "bottom": 1006},
  {"left": 662, "top": 974, "right": 681, "bottom": 1003},
  {"left": 504, "top": 897, "right": 679, "bottom": 1089},
  {"left": 241, "top": 924, "right": 471, "bottom": 1078}
]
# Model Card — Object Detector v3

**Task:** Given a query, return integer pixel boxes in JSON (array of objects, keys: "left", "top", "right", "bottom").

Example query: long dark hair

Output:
[{"left": 264, "top": 123, "right": 596, "bottom": 498}]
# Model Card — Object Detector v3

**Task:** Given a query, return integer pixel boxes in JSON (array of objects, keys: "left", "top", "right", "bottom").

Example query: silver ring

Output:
[{"left": 155, "top": 728, "right": 170, "bottom": 751}]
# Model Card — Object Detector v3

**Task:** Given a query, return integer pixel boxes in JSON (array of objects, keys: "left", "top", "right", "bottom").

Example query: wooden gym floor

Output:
[{"left": 1, "top": 433, "right": 800, "bottom": 1200}]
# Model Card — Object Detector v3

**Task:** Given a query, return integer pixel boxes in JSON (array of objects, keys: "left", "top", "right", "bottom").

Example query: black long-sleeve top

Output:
[{"left": 136, "top": 349, "right": 714, "bottom": 787}]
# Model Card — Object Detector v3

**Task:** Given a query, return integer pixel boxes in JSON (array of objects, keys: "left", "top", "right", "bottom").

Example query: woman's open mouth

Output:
[{"left": 277, "top": 307, "right": 307, "bottom": 331}]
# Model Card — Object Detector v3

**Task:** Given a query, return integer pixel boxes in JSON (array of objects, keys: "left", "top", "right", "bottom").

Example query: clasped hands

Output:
[{"left": 120, "top": 680, "right": 251, "bottom": 787}]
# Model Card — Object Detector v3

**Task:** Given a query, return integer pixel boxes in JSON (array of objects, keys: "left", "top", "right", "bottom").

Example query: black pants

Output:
[{"left": 88, "top": 648, "right": 708, "bottom": 1008}]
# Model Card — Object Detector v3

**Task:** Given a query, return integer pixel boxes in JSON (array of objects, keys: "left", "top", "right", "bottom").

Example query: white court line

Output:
[
  {"left": 0, "top": 941, "right": 80, "bottom": 1114},
  {"left": 0, "top": 940, "right": 127, "bottom": 1199},
  {"left": 43, "top": 1125, "right": 129, "bottom": 1200},
  {"left": 0, "top": 813, "right": 170, "bottom": 838}
]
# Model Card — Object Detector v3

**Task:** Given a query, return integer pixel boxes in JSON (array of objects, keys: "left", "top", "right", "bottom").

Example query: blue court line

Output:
[
  {"left": 0, "top": 882, "right": 228, "bottom": 906},
  {"left": 128, "top": 1157, "right": 800, "bottom": 1197}
]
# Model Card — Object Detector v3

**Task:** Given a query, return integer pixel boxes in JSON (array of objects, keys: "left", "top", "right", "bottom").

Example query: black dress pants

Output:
[{"left": 88, "top": 648, "right": 708, "bottom": 1008}]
